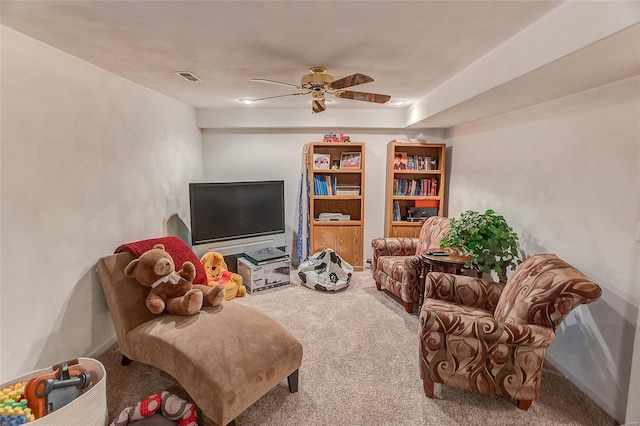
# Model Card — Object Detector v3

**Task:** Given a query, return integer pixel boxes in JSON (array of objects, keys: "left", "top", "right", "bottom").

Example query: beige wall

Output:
[
  {"left": 445, "top": 76, "right": 640, "bottom": 424},
  {"left": 0, "top": 27, "right": 204, "bottom": 381}
]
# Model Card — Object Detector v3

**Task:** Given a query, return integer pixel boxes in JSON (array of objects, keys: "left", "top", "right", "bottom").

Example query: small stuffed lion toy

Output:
[
  {"left": 125, "top": 244, "right": 225, "bottom": 315},
  {"left": 200, "top": 252, "right": 246, "bottom": 301}
]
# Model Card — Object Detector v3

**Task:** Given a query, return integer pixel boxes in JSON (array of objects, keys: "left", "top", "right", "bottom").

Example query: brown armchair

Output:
[
  {"left": 371, "top": 216, "right": 451, "bottom": 313},
  {"left": 419, "top": 254, "right": 602, "bottom": 409}
]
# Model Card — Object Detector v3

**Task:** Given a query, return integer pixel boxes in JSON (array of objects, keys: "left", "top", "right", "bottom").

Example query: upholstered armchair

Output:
[
  {"left": 419, "top": 254, "right": 602, "bottom": 410},
  {"left": 371, "top": 216, "right": 451, "bottom": 313}
]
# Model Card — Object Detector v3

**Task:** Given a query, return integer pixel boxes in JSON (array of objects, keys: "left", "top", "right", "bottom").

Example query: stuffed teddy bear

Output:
[
  {"left": 125, "top": 244, "right": 225, "bottom": 315},
  {"left": 200, "top": 252, "right": 246, "bottom": 300}
]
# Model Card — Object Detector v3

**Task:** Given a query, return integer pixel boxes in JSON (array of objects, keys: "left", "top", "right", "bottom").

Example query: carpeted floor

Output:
[{"left": 97, "top": 271, "right": 617, "bottom": 426}]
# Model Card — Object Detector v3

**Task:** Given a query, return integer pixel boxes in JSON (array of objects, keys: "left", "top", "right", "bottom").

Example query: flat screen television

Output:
[{"left": 189, "top": 180, "right": 285, "bottom": 246}]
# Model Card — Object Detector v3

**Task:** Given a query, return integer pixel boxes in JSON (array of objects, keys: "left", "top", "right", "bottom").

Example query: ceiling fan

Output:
[{"left": 250, "top": 67, "right": 391, "bottom": 113}]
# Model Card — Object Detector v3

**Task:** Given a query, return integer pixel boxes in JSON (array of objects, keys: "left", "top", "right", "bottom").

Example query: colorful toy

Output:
[
  {"left": 109, "top": 391, "right": 197, "bottom": 426},
  {"left": 125, "top": 244, "right": 225, "bottom": 316},
  {"left": 200, "top": 252, "right": 246, "bottom": 301},
  {"left": 323, "top": 132, "right": 350, "bottom": 143},
  {"left": 0, "top": 382, "right": 34, "bottom": 424}
]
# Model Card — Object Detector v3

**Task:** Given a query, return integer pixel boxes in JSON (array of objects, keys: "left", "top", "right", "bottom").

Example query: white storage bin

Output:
[{"left": 0, "top": 357, "right": 107, "bottom": 426}]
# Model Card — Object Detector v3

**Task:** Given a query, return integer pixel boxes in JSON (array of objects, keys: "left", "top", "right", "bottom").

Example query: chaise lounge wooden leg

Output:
[
  {"left": 517, "top": 399, "right": 532, "bottom": 411},
  {"left": 423, "top": 377, "right": 434, "bottom": 398},
  {"left": 121, "top": 355, "right": 132, "bottom": 366},
  {"left": 403, "top": 301, "right": 413, "bottom": 313},
  {"left": 288, "top": 369, "right": 299, "bottom": 393},
  {"left": 375, "top": 281, "right": 382, "bottom": 291}
]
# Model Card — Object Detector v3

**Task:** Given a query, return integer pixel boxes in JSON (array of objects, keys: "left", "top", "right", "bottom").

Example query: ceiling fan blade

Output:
[
  {"left": 251, "top": 78, "right": 300, "bottom": 89},
  {"left": 252, "top": 91, "right": 310, "bottom": 101},
  {"left": 312, "top": 97, "right": 326, "bottom": 113},
  {"left": 329, "top": 73, "right": 374, "bottom": 90},
  {"left": 336, "top": 91, "right": 391, "bottom": 104}
]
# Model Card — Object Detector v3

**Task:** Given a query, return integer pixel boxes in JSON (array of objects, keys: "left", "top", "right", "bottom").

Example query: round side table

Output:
[{"left": 419, "top": 250, "right": 481, "bottom": 307}]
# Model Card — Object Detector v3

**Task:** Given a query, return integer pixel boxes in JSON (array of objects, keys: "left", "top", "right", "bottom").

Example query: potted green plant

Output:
[{"left": 440, "top": 209, "right": 521, "bottom": 282}]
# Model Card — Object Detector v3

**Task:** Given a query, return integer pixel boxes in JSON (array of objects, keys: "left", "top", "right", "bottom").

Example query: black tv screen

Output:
[{"left": 189, "top": 181, "right": 285, "bottom": 245}]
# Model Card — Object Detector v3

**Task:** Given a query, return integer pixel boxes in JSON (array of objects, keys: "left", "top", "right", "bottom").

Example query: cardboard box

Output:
[{"left": 237, "top": 257, "right": 291, "bottom": 293}]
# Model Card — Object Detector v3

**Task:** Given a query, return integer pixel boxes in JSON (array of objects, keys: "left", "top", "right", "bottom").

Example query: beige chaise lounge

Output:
[{"left": 97, "top": 248, "right": 303, "bottom": 426}]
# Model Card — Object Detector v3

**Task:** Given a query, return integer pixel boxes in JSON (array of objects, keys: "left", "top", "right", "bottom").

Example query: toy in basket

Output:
[
  {"left": 0, "top": 357, "right": 106, "bottom": 426},
  {"left": 24, "top": 359, "right": 92, "bottom": 419}
]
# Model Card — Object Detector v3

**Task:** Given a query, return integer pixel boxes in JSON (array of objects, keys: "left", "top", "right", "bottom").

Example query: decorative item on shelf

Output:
[
  {"left": 313, "top": 153, "right": 331, "bottom": 169},
  {"left": 439, "top": 209, "right": 521, "bottom": 282},
  {"left": 323, "top": 132, "right": 351, "bottom": 143},
  {"left": 340, "top": 152, "right": 361, "bottom": 168},
  {"left": 393, "top": 152, "right": 407, "bottom": 170},
  {"left": 331, "top": 160, "right": 340, "bottom": 169}
]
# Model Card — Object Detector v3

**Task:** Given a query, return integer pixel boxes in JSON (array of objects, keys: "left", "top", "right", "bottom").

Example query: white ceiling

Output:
[
  {"left": 1, "top": 1, "right": 562, "bottom": 108},
  {"left": 1, "top": 1, "right": 638, "bottom": 128}
]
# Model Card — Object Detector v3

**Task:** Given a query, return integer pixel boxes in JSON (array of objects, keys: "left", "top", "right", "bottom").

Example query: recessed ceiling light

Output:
[
  {"left": 390, "top": 100, "right": 405, "bottom": 106},
  {"left": 239, "top": 98, "right": 256, "bottom": 105}
]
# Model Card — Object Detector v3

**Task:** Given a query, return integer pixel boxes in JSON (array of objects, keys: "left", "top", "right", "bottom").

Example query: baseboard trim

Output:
[
  {"left": 88, "top": 335, "right": 118, "bottom": 359},
  {"left": 545, "top": 354, "right": 620, "bottom": 424}
]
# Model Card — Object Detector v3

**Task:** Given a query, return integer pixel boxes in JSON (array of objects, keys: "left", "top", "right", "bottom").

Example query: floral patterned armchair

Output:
[
  {"left": 419, "top": 254, "right": 602, "bottom": 410},
  {"left": 371, "top": 216, "right": 451, "bottom": 313}
]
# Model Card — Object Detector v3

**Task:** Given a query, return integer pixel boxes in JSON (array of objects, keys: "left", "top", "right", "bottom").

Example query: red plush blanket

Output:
[{"left": 115, "top": 236, "right": 207, "bottom": 285}]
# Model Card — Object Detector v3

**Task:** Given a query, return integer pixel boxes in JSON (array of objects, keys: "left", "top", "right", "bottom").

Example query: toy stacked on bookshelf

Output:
[
  {"left": 385, "top": 141, "right": 446, "bottom": 238},
  {"left": 306, "top": 142, "right": 365, "bottom": 271}
]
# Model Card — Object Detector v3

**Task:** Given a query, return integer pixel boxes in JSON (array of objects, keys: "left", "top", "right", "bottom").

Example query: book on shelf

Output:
[
  {"left": 430, "top": 177, "right": 438, "bottom": 196},
  {"left": 393, "top": 201, "right": 401, "bottom": 221},
  {"left": 335, "top": 185, "right": 360, "bottom": 195}
]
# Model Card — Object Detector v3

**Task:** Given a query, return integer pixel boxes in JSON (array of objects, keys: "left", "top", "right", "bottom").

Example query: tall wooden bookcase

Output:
[
  {"left": 384, "top": 142, "right": 446, "bottom": 238},
  {"left": 306, "top": 142, "right": 365, "bottom": 271}
]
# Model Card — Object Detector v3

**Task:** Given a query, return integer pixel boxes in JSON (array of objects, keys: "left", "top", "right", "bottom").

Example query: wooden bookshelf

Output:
[
  {"left": 306, "top": 142, "right": 365, "bottom": 270},
  {"left": 384, "top": 141, "right": 446, "bottom": 238}
]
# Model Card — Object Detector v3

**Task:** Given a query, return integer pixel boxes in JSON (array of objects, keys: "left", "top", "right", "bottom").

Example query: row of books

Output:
[
  {"left": 406, "top": 156, "right": 438, "bottom": 171},
  {"left": 313, "top": 174, "right": 337, "bottom": 195},
  {"left": 393, "top": 178, "right": 439, "bottom": 196},
  {"left": 313, "top": 174, "right": 360, "bottom": 196}
]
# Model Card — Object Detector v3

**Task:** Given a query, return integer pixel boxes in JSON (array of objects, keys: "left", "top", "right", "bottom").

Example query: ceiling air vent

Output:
[{"left": 174, "top": 71, "right": 201, "bottom": 82}]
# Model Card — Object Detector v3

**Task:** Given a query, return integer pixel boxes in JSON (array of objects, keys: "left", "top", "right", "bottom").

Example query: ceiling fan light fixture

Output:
[
  {"left": 238, "top": 98, "right": 256, "bottom": 105},
  {"left": 390, "top": 100, "right": 405, "bottom": 106},
  {"left": 250, "top": 67, "right": 391, "bottom": 113}
]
